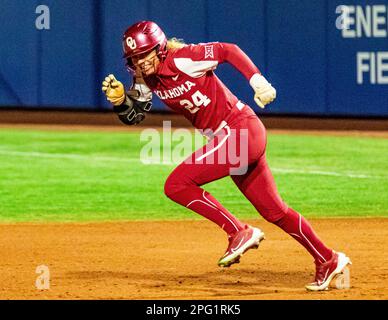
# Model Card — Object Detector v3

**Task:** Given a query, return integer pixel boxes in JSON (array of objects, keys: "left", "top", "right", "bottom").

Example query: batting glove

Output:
[
  {"left": 249, "top": 73, "right": 276, "bottom": 109},
  {"left": 102, "top": 74, "right": 125, "bottom": 106},
  {"left": 131, "top": 82, "right": 152, "bottom": 102}
]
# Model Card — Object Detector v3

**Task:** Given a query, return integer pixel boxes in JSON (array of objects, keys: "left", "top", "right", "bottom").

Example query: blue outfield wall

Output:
[{"left": 0, "top": 0, "right": 387, "bottom": 117}]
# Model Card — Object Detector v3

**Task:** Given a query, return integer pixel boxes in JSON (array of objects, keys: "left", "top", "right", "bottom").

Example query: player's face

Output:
[{"left": 132, "top": 49, "right": 160, "bottom": 76}]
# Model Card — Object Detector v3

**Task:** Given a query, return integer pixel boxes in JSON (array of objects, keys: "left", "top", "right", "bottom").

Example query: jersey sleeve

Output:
[{"left": 171, "top": 42, "right": 261, "bottom": 80}]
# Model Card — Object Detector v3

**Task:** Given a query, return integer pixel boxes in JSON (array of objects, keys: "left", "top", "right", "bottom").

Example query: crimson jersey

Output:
[{"left": 143, "top": 42, "right": 260, "bottom": 132}]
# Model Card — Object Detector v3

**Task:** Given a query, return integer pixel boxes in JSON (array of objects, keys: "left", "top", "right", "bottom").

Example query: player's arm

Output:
[
  {"left": 216, "top": 42, "right": 276, "bottom": 109},
  {"left": 178, "top": 43, "right": 276, "bottom": 109},
  {"left": 102, "top": 74, "right": 152, "bottom": 125},
  {"left": 173, "top": 43, "right": 275, "bottom": 108}
]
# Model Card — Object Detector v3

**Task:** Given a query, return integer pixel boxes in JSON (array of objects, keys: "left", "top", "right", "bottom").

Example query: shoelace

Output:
[
  {"left": 314, "top": 262, "right": 327, "bottom": 282},
  {"left": 227, "top": 227, "right": 250, "bottom": 252},
  {"left": 314, "top": 255, "right": 336, "bottom": 283}
]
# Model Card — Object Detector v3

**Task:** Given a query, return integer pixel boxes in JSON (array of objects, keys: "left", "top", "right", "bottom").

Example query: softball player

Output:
[{"left": 102, "top": 21, "right": 351, "bottom": 291}]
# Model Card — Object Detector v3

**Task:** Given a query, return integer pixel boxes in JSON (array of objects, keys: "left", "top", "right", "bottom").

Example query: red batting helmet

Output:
[{"left": 122, "top": 21, "right": 167, "bottom": 72}]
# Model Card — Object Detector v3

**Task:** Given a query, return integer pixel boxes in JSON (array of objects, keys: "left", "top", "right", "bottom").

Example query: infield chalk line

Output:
[
  {"left": 0, "top": 149, "right": 385, "bottom": 180},
  {"left": 270, "top": 167, "right": 374, "bottom": 179},
  {"left": 0, "top": 149, "right": 138, "bottom": 163}
]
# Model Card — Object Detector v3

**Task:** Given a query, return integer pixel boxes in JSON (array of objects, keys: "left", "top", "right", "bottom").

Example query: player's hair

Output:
[{"left": 166, "top": 37, "right": 186, "bottom": 50}]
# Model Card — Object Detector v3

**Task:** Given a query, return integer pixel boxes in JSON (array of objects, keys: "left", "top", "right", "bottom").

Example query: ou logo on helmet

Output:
[{"left": 126, "top": 37, "right": 137, "bottom": 50}]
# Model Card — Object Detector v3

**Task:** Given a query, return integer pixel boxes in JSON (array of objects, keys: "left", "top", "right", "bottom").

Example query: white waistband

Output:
[
  {"left": 202, "top": 101, "right": 244, "bottom": 140},
  {"left": 213, "top": 120, "right": 227, "bottom": 135}
]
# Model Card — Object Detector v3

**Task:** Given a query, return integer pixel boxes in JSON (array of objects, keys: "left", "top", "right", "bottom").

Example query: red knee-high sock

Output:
[
  {"left": 167, "top": 186, "right": 246, "bottom": 236},
  {"left": 275, "top": 208, "right": 333, "bottom": 263}
]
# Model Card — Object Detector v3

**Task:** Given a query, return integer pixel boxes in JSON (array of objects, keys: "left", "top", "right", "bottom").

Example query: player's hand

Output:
[
  {"left": 102, "top": 74, "right": 125, "bottom": 106},
  {"left": 249, "top": 74, "right": 276, "bottom": 109}
]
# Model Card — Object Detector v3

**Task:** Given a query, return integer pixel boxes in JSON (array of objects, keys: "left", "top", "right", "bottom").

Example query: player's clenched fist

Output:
[
  {"left": 101, "top": 74, "right": 125, "bottom": 106},
  {"left": 249, "top": 74, "right": 277, "bottom": 109}
]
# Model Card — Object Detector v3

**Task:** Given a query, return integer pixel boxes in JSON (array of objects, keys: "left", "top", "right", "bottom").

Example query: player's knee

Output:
[
  {"left": 164, "top": 174, "right": 185, "bottom": 200},
  {"left": 164, "top": 177, "right": 176, "bottom": 199}
]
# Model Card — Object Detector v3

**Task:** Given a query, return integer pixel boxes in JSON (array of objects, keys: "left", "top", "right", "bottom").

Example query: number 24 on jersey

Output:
[{"left": 180, "top": 90, "right": 211, "bottom": 114}]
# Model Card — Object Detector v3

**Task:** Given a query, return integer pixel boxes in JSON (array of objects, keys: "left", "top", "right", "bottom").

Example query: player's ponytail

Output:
[{"left": 166, "top": 38, "right": 186, "bottom": 50}]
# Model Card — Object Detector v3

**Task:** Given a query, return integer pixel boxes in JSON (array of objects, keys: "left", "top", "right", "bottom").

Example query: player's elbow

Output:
[
  {"left": 221, "top": 42, "right": 240, "bottom": 52},
  {"left": 230, "top": 43, "right": 240, "bottom": 51},
  {"left": 220, "top": 42, "right": 243, "bottom": 61}
]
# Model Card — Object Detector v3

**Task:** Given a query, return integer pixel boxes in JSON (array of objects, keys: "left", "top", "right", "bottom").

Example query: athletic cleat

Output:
[
  {"left": 218, "top": 226, "right": 265, "bottom": 268},
  {"left": 305, "top": 251, "right": 352, "bottom": 291}
]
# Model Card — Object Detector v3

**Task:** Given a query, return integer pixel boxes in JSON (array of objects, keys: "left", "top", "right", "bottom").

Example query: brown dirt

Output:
[
  {"left": 1, "top": 109, "right": 387, "bottom": 131},
  {"left": 1, "top": 218, "right": 387, "bottom": 300}
]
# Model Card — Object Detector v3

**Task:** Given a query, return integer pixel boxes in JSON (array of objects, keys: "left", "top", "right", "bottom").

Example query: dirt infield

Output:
[
  {"left": 1, "top": 109, "right": 387, "bottom": 131},
  {"left": 1, "top": 218, "right": 387, "bottom": 300}
]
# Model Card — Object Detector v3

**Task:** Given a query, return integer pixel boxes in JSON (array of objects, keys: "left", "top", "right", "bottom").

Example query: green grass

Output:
[{"left": 0, "top": 127, "right": 387, "bottom": 222}]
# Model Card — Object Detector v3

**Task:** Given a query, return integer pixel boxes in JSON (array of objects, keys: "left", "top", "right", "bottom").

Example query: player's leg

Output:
[
  {"left": 164, "top": 125, "right": 264, "bottom": 266},
  {"left": 164, "top": 159, "right": 245, "bottom": 237},
  {"left": 232, "top": 150, "right": 351, "bottom": 290},
  {"left": 164, "top": 126, "right": 245, "bottom": 236},
  {"left": 232, "top": 154, "right": 333, "bottom": 262}
]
